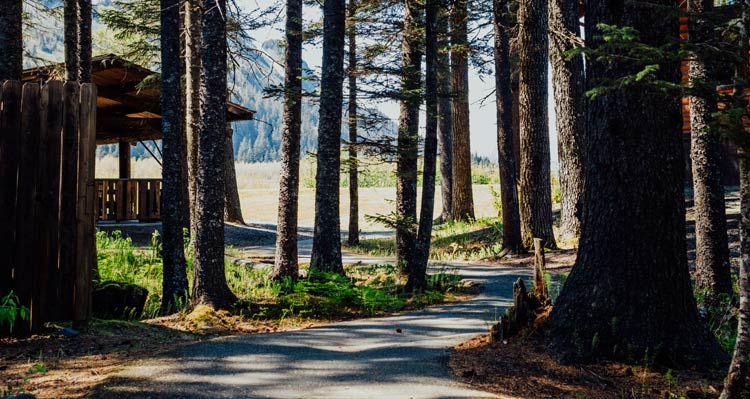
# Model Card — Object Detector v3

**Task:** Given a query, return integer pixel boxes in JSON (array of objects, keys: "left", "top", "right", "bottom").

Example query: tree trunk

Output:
[
  {"left": 178, "top": 12, "right": 191, "bottom": 232},
  {"left": 450, "top": 0, "right": 474, "bottom": 222},
  {"left": 64, "top": 0, "right": 79, "bottom": 81},
  {"left": 396, "top": 0, "right": 422, "bottom": 278},
  {"left": 544, "top": 0, "right": 726, "bottom": 367},
  {"left": 310, "top": 0, "right": 346, "bottom": 274},
  {"left": 412, "top": 0, "right": 439, "bottom": 292},
  {"left": 517, "top": 0, "right": 556, "bottom": 249},
  {"left": 437, "top": 0, "right": 453, "bottom": 221},
  {"left": 0, "top": 0, "right": 22, "bottom": 81},
  {"left": 720, "top": 148, "right": 750, "bottom": 398},
  {"left": 160, "top": 0, "right": 189, "bottom": 314},
  {"left": 193, "top": 0, "right": 236, "bottom": 309},
  {"left": 493, "top": 0, "right": 523, "bottom": 254},
  {"left": 185, "top": 0, "right": 202, "bottom": 241},
  {"left": 78, "top": 0, "right": 92, "bottom": 83},
  {"left": 272, "top": 0, "right": 303, "bottom": 280},
  {"left": 688, "top": 0, "right": 732, "bottom": 307},
  {"left": 549, "top": 0, "right": 585, "bottom": 240},
  {"left": 224, "top": 123, "right": 244, "bottom": 224},
  {"left": 347, "top": 0, "right": 360, "bottom": 246}
]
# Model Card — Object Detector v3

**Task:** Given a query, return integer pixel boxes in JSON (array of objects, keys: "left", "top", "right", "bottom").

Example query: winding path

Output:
[{"left": 93, "top": 239, "right": 529, "bottom": 399}]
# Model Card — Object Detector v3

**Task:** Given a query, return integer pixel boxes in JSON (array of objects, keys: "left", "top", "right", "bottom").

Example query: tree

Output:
[
  {"left": 79, "top": 0, "right": 93, "bottom": 82},
  {"left": 0, "top": 0, "right": 22, "bottom": 81},
  {"left": 310, "top": 0, "right": 346, "bottom": 274},
  {"left": 517, "top": 0, "right": 556, "bottom": 248},
  {"left": 544, "top": 1, "right": 726, "bottom": 366},
  {"left": 272, "top": 0, "right": 303, "bottom": 280},
  {"left": 493, "top": 0, "right": 523, "bottom": 254},
  {"left": 185, "top": 0, "right": 202, "bottom": 241},
  {"left": 224, "top": 123, "right": 245, "bottom": 224},
  {"left": 549, "top": 0, "right": 585, "bottom": 240},
  {"left": 192, "top": 0, "right": 237, "bottom": 308},
  {"left": 688, "top": 0, "right": 732, "bottom": 307},
  {"left": 64, "top": 0, "right": 79, "bottom": 81},
  {"left": 347, "top": 0, "right": 360, "bottom": 247},
  {"left": 412, "top": 0, "right": 439, "bottom": 292},
  {"left": 160, "top": 0, "right": 189, "bottom": 313},
  {"left": 450, "top": 0, "right": 474, "bottom": 221},
  {"left": 436, "top": 0, "right": 453, "bottom": 221}
]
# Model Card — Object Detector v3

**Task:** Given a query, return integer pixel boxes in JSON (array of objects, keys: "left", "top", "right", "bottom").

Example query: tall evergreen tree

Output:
[
  {"left": 347, "top": 0, "right": 360, "bottom": 247},
  {"left": 493, "top": 0, "right": 523, "bottom": 254},
  {"left": 64, "top": 0, "right": 79, "bottom": 81},
  {"left": 0, "top": 0, "right": 22, "bottom": 81},
  {"left": 544, "top": 0, "right": 725, "bottom": 366},
  {"left": 450, "top": 0, "right": 474, "bottom": 221},
  {"left": 224, "top": 124, "right": 245, "bottom": 224},
  {"left": 517, "top": 0, "right": 556, "bottom": 248},
  {"left": 310, "top": 0, "right": 346, "bottom": 273},
  {"left": 395, "top": 0, "right": 423, "bottom": 279},
  {"left": 78, "top": 0, "right": 93, "bottom": 82},
  {"left": 185, "top": 0, "right": 202, "bottom": 241},
  {"left": 436, "top": 0, "right": 453, "bottom": 221},
  {"left": 549, "top": 0, "right": 585, "bottom": 240},
  {"left": 272, "top": 0, "right": 304, "bottom": 280},
  {"left": 688, "top": 0, "right": 732, "bottom": 307},
  {"left": 160, "top": 0, "right": 189, "bottom": 313},
  {"left": 193, "top": 0, "right": 237, "bottom": 308}
]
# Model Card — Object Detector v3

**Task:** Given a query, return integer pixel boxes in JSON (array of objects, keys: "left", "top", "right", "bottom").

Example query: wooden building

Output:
[{"left": 22, "top": 55, "right": 256, "bottom": 222}]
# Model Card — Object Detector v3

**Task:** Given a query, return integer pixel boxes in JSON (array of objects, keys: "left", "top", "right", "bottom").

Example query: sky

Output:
[{"left": 241, "top": 0, "right": 560, "bottom": 169}]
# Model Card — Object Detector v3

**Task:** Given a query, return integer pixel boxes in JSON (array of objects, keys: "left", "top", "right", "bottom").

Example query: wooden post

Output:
[
  {"left": 119, "top": 140, "right": 131, "bottom": 179},
  {"left": 533, "top": 237, "right": 548, "bottom": 301},
  {"left": 73, "top": 83, "right": 96, "bottom": 329},
  {"left": 59, "top": 81, "right": 80, "bottom": 322},
  {"left": 0, "top": 81, "right": 21, "bottom": 305}
]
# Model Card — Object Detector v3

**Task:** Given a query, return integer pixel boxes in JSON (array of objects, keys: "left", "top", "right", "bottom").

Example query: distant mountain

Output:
[{"left": 25, "top": 1, "right": 397, "bottom": 163}]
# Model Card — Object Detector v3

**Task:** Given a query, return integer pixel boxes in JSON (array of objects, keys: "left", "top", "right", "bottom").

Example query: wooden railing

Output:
[{"left": 95, "top": 178, "right": 162, "bottom": 222}]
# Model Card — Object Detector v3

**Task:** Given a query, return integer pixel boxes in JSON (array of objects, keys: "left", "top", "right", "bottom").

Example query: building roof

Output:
[{"left": 22, "top": 54, "right": 255, "bottom": 144}]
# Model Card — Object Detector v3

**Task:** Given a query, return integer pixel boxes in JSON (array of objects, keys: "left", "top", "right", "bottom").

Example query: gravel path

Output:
[{"left": 92, "top": 261, "right": 529, "bottom": 399}]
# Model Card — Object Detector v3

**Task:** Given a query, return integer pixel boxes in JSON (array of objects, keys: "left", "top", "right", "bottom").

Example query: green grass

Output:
[
  {"left": 345, "top": 217, "right": 505, "bottom": 261},
  {"left": 96, "top": 230, "right": 466, "bottom": 321}
]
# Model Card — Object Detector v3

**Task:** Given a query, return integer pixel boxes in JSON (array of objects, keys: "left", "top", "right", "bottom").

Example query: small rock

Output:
[{"left": 58, "top": 327, "right": 80, "bottom": 338}]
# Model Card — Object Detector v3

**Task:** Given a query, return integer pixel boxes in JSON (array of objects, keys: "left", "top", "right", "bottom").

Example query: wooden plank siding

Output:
[{"left": 95, "top": 178, "right": 162, "bottom": 222}]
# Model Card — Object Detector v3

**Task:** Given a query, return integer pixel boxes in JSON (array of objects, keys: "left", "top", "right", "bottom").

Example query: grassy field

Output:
[{"left": 96, "top": 155, "right": 508, "bottom": 231}]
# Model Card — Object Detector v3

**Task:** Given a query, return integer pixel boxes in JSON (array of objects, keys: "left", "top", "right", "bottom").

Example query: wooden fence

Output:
[
  {"left": 0, "top": 80, "right": 97, "bottom": 335},
  {"left": 96, "top": 178, "right": 162, "bottom": 222}
]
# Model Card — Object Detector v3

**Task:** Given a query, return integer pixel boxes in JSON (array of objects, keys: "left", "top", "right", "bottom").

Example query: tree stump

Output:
[{"left": 533, "top": 237, "right": 548, "bottom": 302}]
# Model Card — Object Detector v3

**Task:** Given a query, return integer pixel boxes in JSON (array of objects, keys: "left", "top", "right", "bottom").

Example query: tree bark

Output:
[
  {"left": 544, "top": 0, "right": 726, "bottom": 367},
  {"left": 688, "top": 0, "right": 732, "bottom": 307},
  {"left": 185, "top": 0, "right": 202, "bottom": 241},
  {"left": 493, "top": 0, "right": 523, "bottom": 254},
  {"left": 224, "top": 123, "right": 244, "bottom": 224},
  {"left": 517, "top": 0, "right": 556, "bottom": 249},
  {"left": 193, "top": 0, "right": 236, "bottom": 309},
  {"left": 272, "top": 0, "right": 303, "bottom": 280},
  {"left": 450, "top": 0, "right": 474, "bottom": 222},
  {"left": 720, "top": 148, "right": 750, "bottom": 398},
  {"left": 0, "top": 0, "right": 22, "bottom": 81},
  {"left": 64, "top": 0, "right": 79, "bottom": 81},
  {"left": 412, "top": 0, "right": 439, "bottom": 292},
  {"left": 160, "top": 0, "right": 189, "bottom": 313},
  {"left": 437, "top": 0, "right": 453, "bottom": 221},
  {"left": 78, "top": 0, "right": 92, "bottom": 83},
  {"left": 310, "top": 0, "right": 346, "bottom": 274},
  {"left": 347, "top": 0, "right": 360, "bottom": 246},
  {"left": 396, "top": 0, "right": 422, "bottom": 278},
  {"left": 549, "top": 0, "right": 585, "bottom": 240}
]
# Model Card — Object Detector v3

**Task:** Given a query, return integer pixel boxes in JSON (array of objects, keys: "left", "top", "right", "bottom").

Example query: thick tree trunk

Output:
[
  {"left": 224, "top": 124, "right": 244, "bottom": 224},
  {"left": 185, "top": 0, "right": 202, "bottom": 241},
  {"left": 549, "top": 0, "right": 585, "bottom": 240},
  {"left": 688, "top": 0, "right": 732, "bottom": 307},
  {"left": 272, "top": 0, "right": 303, "bottom": 280},
  {"left": 437, "top": 0, "right": 453, "bottom": 221},
  {"left": 396, "top": 0, "right": 422, "bottom": 278},
  {"left": 450, "top": 0, "right": 474, "bottom": 222},
  {"left": 720, "top": 148, "right": 750, "bottom": 398},
  {"left": 517, "top": 0, "right": 556, "bottom": 249},
  {"left": 347, "top": 0, "right": 360, "bottom": 246},
  {"left": 0, "top": 0, "right": 22, "bottom": 81},
  {"left": 78, "top": 0, "right": 92, "bottom": 83},
  {"left": 544, "top": 0, "right": 726, "bottom": 367},
  {"left": 493, "top": 0, "right": 523, "bottom": 254},
  {"left": 160, "top": 0, "right": 189, "bottom": 313},
  {"left": 193, "top": 0, "right": 236, "bottom": 309},
  {"left": 412, "top": 0, "right": 439, "bottom": 292},
  {"left": 64, "top": 0, "right": 79, "bottom": 81},
  {"left": 310, "top": 0, "right": 346, "bottom": 274}
]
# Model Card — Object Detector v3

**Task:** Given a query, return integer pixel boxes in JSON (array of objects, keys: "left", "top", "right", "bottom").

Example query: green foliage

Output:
[{"left": 0, "top": 291, "right": 29, "bottom": 330}]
